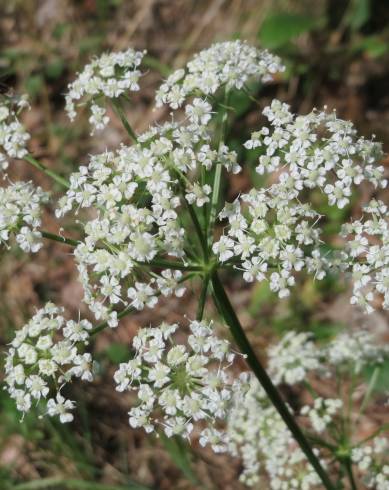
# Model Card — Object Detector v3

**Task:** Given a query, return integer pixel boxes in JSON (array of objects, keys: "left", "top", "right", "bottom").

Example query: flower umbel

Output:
[
  {"left": 114, "top": 319, "right": 240, "bottom": 451},
  {"left": 4, "top": 303, "right": 93, "bottom": 422}
]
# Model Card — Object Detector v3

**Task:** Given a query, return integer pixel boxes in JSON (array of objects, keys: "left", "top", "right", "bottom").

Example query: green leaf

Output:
[
  {"left": 352, "top": 36, "right": 389, "bottom": 58},
  {"left": 258, "top": 13, "right": 321, "bottom": 49},
  {"left": 45, "top": 59, "right": 65, "bottom": 79},
  {"left": 25, "top": 75, "right": 44, "bottom": 98},
  {"left": 347, "top": 0, "right": 370, "bottom": 30},
  {"left": 104, "top": 343, "right": 132, "bottom": 364}
]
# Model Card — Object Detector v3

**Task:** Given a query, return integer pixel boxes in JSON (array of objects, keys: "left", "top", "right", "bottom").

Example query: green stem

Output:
[
  {"left": 91, "top": 304, "right": 136, "bottom": 335},
  {"left": 137, "top": 258, "right": 202, "bottom": 272},
  {"left": 175, "top": 169, "right": 208, "bottom": 260},
  {"left": 110, "top": 98, "right": 138, "bottom": 143},
  {"left": 196, "top": 275, "right": 209, "bottom": 320},
  {"left": 24, "top": 155, "right": 69, "bottom": 189},
  {"left": 355, "top": 423, "right": 389, "bottom": 447},
  {"left": 207, "top": 89, "right": 230, "bottom": 247},
  {"left": 344, "top": 459, "right": 358, "bottom": 490},
  {"left": 211, "top": 272, "right": 335, "bottom": 490},
  {"left": 41, "top": 233, "right": 202, "bottom": 272},
  {"left": 207, "top": 162, "right": 223, "bottom": 248},
  {"left": 41, "top": 231, "right": 79, "bottom": 247},
  {"left": 359, "top": 366, "right": 380, "bottom": 416},
  {"left": 185, "top": 200, "right": 208, "bottom": 260}
]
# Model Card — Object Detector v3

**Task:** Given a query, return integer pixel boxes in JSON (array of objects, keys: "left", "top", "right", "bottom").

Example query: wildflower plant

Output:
[{"left": 1, "top": 40, "right": 388, "bottom": 489}]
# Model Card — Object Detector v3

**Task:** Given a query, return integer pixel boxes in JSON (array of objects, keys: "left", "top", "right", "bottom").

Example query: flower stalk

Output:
[
  {"left": 24, "top": 155, "right": 70, "bottom": 189},
  {"left": 211, "top": 271, "right": 336, "bottom": 490},
  {"left": 110, "top": 98, "right": 138, "bottom": 143}
]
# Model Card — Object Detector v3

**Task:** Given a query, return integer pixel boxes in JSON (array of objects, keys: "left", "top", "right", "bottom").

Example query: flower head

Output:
[
  {"left": 156, "top": 40, "right": 284, "bottom": 109},
  {"left": 114, "top": 319, "right": 240, "bottom": 451},
  {"left": 0, "top": 181, "right": 48, "bottom": 252},
  {"left": 4, "top": 303, "right": 93, "bottom": 422},
  {"left": 65, "top": 48, "right": 146, "bottom": 132},
  {"left": 0, "top": 95, "right": 30, "bottom": 170}
]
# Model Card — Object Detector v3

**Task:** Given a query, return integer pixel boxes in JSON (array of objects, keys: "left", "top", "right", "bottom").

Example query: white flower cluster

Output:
[
  {"left": 227, "top": 330, "right": 389, "bottom": 487},
  {"left": 269, "top": 329, "right": 388, "bottom": 385},
  {"left": 341, "top": 199, "right": 389, "bottom": 313},
  {"left": 300, "top": 398, "right": 343, "bottom": 433},
  {"left": 244, "top": 99, "right": 386, "bottom": 209},
  {"left": 0, "top": 95, "right": 30, "bottom": 170},
  {"left": 213, "top": 182, "right": 327, "bottom": 298},
  {"left": 227, "top": 376, "right": 322, "bottom": 488},
  {"left": 56, "top": 102, "right": 241, "bottom": 325},
  {"left": 114, "top": 320, "right": 239, "bottom": 452},
  {"left": 352, "top": 437, "right": 389, "bottom": 490},
  {"left": 0, "top": 181, "right": 48, "bottom": 253},
  {"left": 65, "top": 48, "right": 145, "bottom": 133},
  {"left": 156, "top": 40, "right": 284, "bottom": 109},
  {"left": 268, "top": 331, "right": 321, "bottom": 385},
  {"left": 4, "top": 303, "right": 93, "bottom": 423},
  {"left": 326, "top": 330, "right": 386, "bottom": 373}
]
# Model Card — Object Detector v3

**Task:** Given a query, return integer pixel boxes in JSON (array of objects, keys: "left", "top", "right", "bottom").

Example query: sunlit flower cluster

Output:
[
  {"left": 156, "top": 40, "right": 284, "bottom": 109},
  {"left": 244, "top": 99, "right": 386, "bottom": 209},
  {"left": 0, "top": 95, "right": 30, "bottom": 170},
  {"left": 213, "top": 182, "right": 327, "bottom": 298},
  {"left": 114, "top": 320, "right": 239, "bottom": 451},
  {"left": 4, "top": 303, "right": 93, "bottom": 423},
  {"left": 0, "top": 181, "right": 48, "bottom": 253},
  {"left": 340, "top": 199, "right": 389, "bottom": 313},
  {"left": 56, "top": 103, "right": 242, "bottom": 325},
  {"left": 65, "top": 48, "right": 145, "bottom": 133}
]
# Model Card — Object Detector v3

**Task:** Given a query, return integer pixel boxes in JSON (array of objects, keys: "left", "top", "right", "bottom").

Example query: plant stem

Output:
[
  {"left": 359, "top": 366, "right": 380, "bottom": 416},
  {"left": 207, "top": 89, "right": 230, "bottom": 247},
  {"left": 185, "top": 200, "right": 209, "bottom": 259},
  {"left": 196, "top": 275, "right": 209, "bottom": 320},
  {"left": 41, "top": 231, "right": 79, "bottom": 247},
  {"left": 344, "top": 459, "right": 358, "bottom": 490},
  {"left": 137, "top": 258, "right": 202, "bottom": 272},
  {"left": 211, "top": 272, "right": 335, "bottom": 490},
  {"left": 24, "top": 155, "right": 69, "bottom": 189},
  {"left": 41, "top": 233, "right": 203, "bottom": 272},
  {"left": 110, "top": 98, "right": 138, "bottom": 143}
]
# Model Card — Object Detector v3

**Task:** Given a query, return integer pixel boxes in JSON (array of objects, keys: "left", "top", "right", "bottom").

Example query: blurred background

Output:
[{"left": 0, "top": 0, "right": 389, "bottom": 489}]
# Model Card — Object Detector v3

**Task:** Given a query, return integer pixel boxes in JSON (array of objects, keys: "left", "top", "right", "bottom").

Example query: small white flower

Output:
[{"left": 47, "top": 394, "right": 75, "bottom": 423}]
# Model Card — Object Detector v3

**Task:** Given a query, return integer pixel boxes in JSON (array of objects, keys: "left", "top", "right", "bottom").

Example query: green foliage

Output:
[
  {"left": 258, "top": 12, "right": 322, "bottom": 49},
  {"left": 346, "top": 0, "right": 371, "bottom": 30},
  {"left": 363, "top": 358, "right": 389, "bottom": 393},
  {"left": 104, "top": 343, "right": 133, "bottom": 364},
  {"left": 351, "top": 35, "right": 389, "bottom": 58}
]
